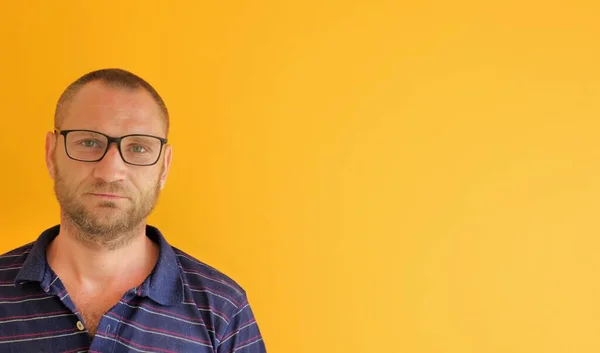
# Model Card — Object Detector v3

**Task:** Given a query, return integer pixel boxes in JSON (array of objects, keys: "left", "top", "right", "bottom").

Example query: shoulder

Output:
[
  {"left": 172, "top": 247, "right": 248, "bottom": 309},
  {"left": 0, "top": 243, "right": 34, "bottom": 259},
  {"left": 0, "top": 243, "right": 35, "bottom": 281},
  {"left": 172, "top": 248, "right": 265, "bottom": 350}
]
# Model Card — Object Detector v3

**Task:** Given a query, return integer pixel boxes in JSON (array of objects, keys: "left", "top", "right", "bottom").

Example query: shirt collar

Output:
[{"left": 15, "top": 224, "right": 184, "bottom": 306}]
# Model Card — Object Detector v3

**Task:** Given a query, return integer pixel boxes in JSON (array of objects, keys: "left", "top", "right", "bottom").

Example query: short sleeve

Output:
[{"left": 217, "top": 296, "right": 266, "bottom": 353}]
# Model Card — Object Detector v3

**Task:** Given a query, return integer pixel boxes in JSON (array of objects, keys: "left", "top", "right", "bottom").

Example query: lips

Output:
[{"left": 89, "top": 193, "right": 127, "bottom": 199}]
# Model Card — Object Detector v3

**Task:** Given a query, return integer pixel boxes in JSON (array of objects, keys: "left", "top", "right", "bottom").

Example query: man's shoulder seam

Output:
[{"left": 172, "top": 247, "right": 247, "bottom": 300}]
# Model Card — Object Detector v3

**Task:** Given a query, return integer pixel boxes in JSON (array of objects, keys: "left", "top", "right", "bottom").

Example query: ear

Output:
[
  {"left": 159, "top": 144, "right": 172, "bottom": 190},
  {"left": 45, "top": 131, "right": 58, "bottom": 179}
]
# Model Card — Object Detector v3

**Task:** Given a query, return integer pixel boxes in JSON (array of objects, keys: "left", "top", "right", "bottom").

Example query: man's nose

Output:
[{"left": 92, "top": 143, "right": 127, "bottom": 183}]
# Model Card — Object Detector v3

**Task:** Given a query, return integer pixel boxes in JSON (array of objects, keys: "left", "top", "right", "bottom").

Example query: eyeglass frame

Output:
[{"left": 55, "top": 129, "right": 168, "bottom": 166}]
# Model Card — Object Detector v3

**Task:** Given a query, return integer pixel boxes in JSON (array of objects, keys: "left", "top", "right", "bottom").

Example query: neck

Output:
[{"left": 46, "top": 218, "right": 160, "bottom": 288}]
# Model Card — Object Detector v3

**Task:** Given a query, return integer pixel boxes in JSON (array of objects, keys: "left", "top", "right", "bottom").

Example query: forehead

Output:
[{"left": 60, "top": 81, "right": 166, "bottom": 137}]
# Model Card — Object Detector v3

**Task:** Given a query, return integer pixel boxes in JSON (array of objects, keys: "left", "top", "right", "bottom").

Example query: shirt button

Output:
[{"left": 76, "top": 321, "right": 85, "bottom": 331}]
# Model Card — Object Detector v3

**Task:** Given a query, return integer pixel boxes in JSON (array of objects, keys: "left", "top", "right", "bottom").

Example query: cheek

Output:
[
  {"left": 144, "top": 172, "right": 162, "bottom": 191},
  {"left": 56, "top": 162, "right": 95, "bottom": 191},
  {"left": 130, "top": 171, "right": 159, "bottom": 195}
]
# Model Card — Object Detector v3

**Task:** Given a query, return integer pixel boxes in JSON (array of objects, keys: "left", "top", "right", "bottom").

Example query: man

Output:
[{"left": 0, "top": 69, "right": 266, "bottom": 352}]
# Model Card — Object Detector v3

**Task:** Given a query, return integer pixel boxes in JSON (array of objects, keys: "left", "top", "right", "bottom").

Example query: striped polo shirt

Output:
[{"left": 0, "top": 225, "right": 266, "bottom": 353}]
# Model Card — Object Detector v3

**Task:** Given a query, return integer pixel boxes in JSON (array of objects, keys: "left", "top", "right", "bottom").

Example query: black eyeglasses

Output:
[{"left": 55, "top": 129, "right": 168, "bottom": 166}]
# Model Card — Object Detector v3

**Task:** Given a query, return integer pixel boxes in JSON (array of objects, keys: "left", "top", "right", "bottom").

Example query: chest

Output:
[
  {"left": 69, "top": 289, "right": 125, "bottom": 337},
  {"left": 0, "top": 288, "right": 219, "bottom": 353}
]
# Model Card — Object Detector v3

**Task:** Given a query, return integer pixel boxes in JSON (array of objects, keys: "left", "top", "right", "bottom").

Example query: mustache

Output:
[{"left": 83, "top": 182, "right": 129, "bottom": 196}]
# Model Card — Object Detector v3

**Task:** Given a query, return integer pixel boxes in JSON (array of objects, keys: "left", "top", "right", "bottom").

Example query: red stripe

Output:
[
  {"left": 187, "top": 285, "right": 241, "bottom": 306},
  {"left": 0, "top": 293, "right": 48, "bottom": 300},
  {"left": 0, "top": 249, "right": 31, "bottom": 257},
  {"left": 105, "top": 312, "right": 212, "bottom": 345},
  {"left": 123, "top": 299, "right": 215, "bottom": 328},
  {"left": 101, "top": 332, "right": 179, "bottom": 353},
  {"left": 180, "top": 266, "right": 241, "bottom": 292},
  {"left": 0, "top": 327, "right": 77, "bottom": 341},
  {"left": 223, "top": 335, "right": 262, "bottom": 353},
  {"left": 0, "top": 309, "right": 72, "bottom": 322},
  {"left": 62, "top": 345, "right": 90, "bottom": 353},
  {"left": 0, "top": 264, "right": 23, "bottom": 269},
  {"left": 196, "top": 305, "right": 230, "bottom": 321},
  {"left": 220, "top": 319, "right": 257, "bottom": 341}
]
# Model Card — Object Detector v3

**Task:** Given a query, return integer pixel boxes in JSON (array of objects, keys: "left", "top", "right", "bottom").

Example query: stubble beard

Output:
[{"left": 53, "top": 166, "right": 162, "bottom": 250}]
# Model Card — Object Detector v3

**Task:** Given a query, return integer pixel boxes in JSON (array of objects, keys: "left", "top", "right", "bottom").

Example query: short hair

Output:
[{"left": 54, "top": 68, "right": 169, "bottom": 135}]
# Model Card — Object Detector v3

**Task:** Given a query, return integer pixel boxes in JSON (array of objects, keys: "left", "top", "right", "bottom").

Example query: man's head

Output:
[{"left": 45, "top": 68, "right": 172, "bottom": 249}]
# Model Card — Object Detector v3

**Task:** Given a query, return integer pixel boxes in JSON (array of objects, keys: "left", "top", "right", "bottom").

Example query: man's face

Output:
[{"left": 45, "top": 81, "right": 172, "bottom": 247}]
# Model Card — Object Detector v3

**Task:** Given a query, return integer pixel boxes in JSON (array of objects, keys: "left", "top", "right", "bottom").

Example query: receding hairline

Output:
[{"left": 54, "top": 69, "right": 169, "bottom": 135}]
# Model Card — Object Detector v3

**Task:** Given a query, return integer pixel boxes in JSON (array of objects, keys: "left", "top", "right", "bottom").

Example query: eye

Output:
[
  {"left": 80, "top": 139, "right": 101, "bottom": 148},
  {"left": 131, "top": 145, "right": 148, "bottom": 153}
]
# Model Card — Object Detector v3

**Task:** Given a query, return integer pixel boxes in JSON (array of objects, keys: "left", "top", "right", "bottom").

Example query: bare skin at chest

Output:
[
  {"left": 68, "top": 288, "right": 126, "bottom": 337},
  {"left": 46, "top": 228, "right": 160, "bottom": 338}
]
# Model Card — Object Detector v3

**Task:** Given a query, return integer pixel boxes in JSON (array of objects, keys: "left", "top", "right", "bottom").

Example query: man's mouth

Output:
[{"left": 89, "top": 193, "right": 127, "bottom": 199}]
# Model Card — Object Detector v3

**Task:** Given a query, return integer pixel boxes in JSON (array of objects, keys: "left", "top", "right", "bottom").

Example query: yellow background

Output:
[{"left": 1, "top": 1, "right": 600, "bottom": 352}]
